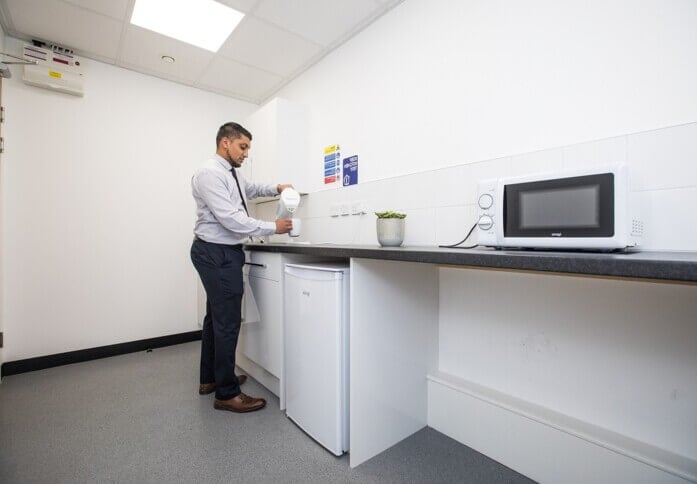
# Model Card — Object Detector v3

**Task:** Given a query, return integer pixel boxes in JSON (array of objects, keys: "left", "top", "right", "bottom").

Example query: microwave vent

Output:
[{"left": 631, "top": 219, "right": 644, "bottom": 237}]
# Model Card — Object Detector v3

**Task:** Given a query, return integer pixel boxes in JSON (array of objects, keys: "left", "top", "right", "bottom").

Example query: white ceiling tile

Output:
[
  {"left": 197, "top": 56, "right": 283, "bottom": 102},
  {"left": 0, "top": 0, "right": 400, "bottom": 103},
  {"left": 62, "top": 0, "right": 131, "bottom": 20},
  {"left": 120, "top": 25, "right": 215, "bottom": 84},
  {"left": 254, "top": 0, "right": 384, "bottom": 46},
  {"left": 3, "top": 0, "right": 123, "bottom": 58},
  {"left": 214, "top": 0, "right": 258, "bottom": 14},
  {"left": 219, "top": 16, "right": 322, "bottom": 77}
]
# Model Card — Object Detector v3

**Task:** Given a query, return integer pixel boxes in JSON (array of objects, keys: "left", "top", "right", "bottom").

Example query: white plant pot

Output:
[{"left": 376, "top": 218, "right": 405, "bottom": 247}]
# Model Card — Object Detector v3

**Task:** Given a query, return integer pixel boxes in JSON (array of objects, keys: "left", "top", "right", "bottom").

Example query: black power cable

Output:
[{"left": 438, "top": 222, "right": 480, "bottom": 249}]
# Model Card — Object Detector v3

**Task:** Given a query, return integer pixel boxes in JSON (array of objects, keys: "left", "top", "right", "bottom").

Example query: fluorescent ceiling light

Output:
[{"left": 131, "top": 0, "right": 244, "bottom": 52}]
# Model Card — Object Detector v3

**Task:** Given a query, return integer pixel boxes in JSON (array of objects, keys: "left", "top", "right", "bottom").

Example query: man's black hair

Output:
[{"left": 216, "top": 122, "right": 252, "bottom": 148}]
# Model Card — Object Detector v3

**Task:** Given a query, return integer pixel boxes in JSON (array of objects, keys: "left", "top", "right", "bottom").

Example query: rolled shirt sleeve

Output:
[{"left": 244, "top": 178, "right": 278, "bottom": 200}]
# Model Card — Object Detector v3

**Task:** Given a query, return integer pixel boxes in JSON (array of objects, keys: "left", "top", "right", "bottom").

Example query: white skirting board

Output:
[
  {"left": 235, "top": 351, "right": 280, "bottom": 401},
  {"left": 427, "top": 372, "right": 696, "bottom": 484}
]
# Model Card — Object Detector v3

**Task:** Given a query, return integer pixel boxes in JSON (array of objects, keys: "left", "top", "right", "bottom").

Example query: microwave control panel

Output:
[{"left": 476, "top": 179, "right": 498, "bottom": 246}]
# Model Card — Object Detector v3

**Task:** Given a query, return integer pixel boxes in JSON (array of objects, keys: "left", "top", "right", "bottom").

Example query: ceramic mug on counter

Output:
[{"left": 290, "top": 218, "right": 302, "bottom": 237}]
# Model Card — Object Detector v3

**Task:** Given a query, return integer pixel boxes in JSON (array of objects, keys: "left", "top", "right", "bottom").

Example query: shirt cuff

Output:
[{"left": 260, "top": 220, "right": 277, "bottom": 235}]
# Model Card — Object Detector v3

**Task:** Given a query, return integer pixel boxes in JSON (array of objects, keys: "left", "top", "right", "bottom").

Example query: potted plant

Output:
[{"left": 375, "top": 211, "right": 407, "bottom": 247}]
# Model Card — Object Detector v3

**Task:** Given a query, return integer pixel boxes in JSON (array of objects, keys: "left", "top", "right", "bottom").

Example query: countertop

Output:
[{"left": 244, "top": 243, "right": 697, "bottom": 283}]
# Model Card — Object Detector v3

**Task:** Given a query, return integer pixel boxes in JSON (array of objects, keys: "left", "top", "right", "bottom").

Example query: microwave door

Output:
[{"left": 504, "top": 173, "right": 615, "bottom": 239}]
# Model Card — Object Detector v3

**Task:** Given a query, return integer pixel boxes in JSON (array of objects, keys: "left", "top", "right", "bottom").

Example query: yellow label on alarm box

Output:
[{"left": 49, "top": 71, "right": 62, "bottom": 79}]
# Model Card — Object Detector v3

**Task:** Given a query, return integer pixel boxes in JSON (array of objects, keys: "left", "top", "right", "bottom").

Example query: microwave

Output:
[{"left": 476, "top": 165, "right": 643, "bottom": 250}]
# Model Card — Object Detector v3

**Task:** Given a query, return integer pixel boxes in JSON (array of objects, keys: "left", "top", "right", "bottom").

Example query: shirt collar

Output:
[{"left": 213, "top": 154, "right": 233, "bottom": 172}]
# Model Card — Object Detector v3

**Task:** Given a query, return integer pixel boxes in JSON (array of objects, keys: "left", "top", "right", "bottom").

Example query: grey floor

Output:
[{"left": 0, "top": 342, "right": 535, "bottom": 483}]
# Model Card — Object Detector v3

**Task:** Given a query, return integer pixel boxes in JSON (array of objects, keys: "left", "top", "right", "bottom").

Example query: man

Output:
[{"left": 191, "top": 122, "right": 293, "bottom": 413}]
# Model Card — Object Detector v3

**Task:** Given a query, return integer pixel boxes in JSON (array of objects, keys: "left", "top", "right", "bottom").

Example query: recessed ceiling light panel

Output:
[{"left": 131, "top": 0, "right": 244, "bottom": 52}]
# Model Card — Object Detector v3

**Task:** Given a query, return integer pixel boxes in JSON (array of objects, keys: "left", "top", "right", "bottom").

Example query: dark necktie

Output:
[{"left": 230, "top": 168, "right": 249, "bottom": 215}]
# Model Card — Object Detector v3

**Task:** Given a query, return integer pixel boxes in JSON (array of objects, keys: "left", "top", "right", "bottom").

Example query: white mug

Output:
[{"left": 289, "top": 218, "right": 301, "bottom": 237}]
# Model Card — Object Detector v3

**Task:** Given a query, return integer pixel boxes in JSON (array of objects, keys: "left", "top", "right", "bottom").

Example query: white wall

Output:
[
  {"left": 257, "top": 121, "right": 697, "bottom": 252},
  {"left": 0, "top": 36, "right": 256, "bottom": 362},
  {"left": 438, "top": 269, "right": 697, "bottom": 469},
  {"left": 277, "top": 0, "right": 697, "bottom": 187},
  {"left": 256, "top": 0, "right": 697, "bottom": 252}
]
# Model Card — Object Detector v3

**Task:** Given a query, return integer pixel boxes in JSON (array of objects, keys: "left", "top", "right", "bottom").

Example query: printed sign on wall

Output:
[
  {"left": 323, "top": 144, "right": 341, "bottom": 185},
  {"left": 343, "top": 155, "right": 358, "bottom": 186}
]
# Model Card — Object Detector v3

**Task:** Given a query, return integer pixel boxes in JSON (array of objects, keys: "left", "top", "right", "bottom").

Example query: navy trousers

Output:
[{"left": 190, "top": 239, "right": 245, "bottom": 400}]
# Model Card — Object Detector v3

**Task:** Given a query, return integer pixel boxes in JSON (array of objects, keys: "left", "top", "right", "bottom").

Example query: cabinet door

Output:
[
  {"left": 243, "top": 98, "right": 309, "bottom": 191},
  {"left": 244, "top": 100, "right": 278, "bottom": 186},
  {"left": 241, "top": 276, "right": 282, "bottom": 377},
  {"left": 274, "top": 99, "right": 309, "bottom": 192}
]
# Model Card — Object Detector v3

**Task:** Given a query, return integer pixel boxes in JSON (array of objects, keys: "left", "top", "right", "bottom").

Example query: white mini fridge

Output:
[{"left": 284, "top": 262, "right": 349, "bottom": 456}]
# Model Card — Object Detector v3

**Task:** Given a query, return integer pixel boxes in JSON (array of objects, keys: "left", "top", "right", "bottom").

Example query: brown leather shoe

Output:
[
  {"left": 198, "top": 383, "right": 216, "bottom": 395},
  {"left": 198, "top": 375, "right": 247, "bottom": 395},
  {"left": 214, "top": 393, "right": 266, "bottom": 413}
]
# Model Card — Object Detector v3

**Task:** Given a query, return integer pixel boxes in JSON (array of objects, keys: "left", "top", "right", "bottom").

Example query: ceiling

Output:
[{"left": 0, "top": 0, "right": 402, "bottom": 104}]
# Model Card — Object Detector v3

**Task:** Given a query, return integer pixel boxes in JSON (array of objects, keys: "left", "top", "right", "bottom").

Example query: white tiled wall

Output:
[
  {"left": 253, "top": 121, "right": 697, "bottom": 252},
  {"left": 628, "top": 122, "right": 697, "bottom": 191},
  {"left": 562, "top": 136, "right": 626, "bottom": 172}
]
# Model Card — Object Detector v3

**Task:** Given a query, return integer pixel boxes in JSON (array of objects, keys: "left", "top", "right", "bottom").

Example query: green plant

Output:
[{"left": 375, "top": 210, "right": 406, "bottom": 219}]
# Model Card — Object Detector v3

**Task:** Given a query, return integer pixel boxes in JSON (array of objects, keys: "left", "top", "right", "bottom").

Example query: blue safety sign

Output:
[
  {"left": 342, "top": 155, "right": 358, "bottom": 186},
  {"left": 324, "top": 144, "right": 340, "bottom": 185}
]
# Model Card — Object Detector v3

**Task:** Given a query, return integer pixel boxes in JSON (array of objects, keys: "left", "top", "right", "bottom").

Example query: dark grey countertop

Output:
[{"left": 244, "top": 243, "right": 697, "bottom": 283}]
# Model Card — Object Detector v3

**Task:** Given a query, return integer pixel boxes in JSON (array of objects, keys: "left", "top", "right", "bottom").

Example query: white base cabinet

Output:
[
  {"left": 238, "top": 251, "right": 282, "bottom": 398},
  {"left": 243, "top": 268, "right": 282, "bottom": 378},
  {"left": 237, "top": 250, "right": 331, "bottom": 407}
]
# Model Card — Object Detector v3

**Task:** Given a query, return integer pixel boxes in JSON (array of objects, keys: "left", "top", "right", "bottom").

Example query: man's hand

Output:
[
  {"left": 275, "top": 218, "right": 293, "bottom": 234},
  {"left": 277, "top": 183, "right": 294, "bottom": 194}
]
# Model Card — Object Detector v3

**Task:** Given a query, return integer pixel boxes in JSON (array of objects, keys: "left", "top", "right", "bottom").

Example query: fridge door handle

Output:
[{"left": 285, "top": 266, "right": 343, "bottom": 281}]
